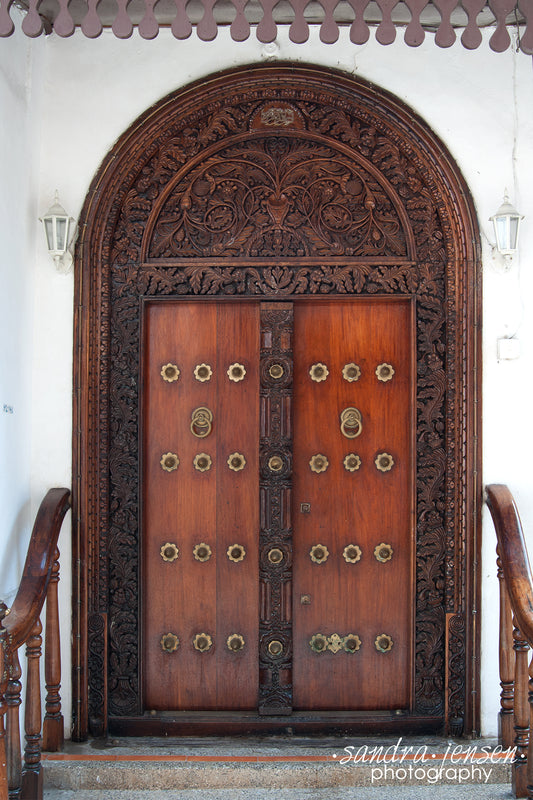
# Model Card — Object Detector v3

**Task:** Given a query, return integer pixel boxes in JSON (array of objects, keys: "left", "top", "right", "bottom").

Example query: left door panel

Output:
[{"left": 142, "top": 301, "right": 259, "bottom": 711}]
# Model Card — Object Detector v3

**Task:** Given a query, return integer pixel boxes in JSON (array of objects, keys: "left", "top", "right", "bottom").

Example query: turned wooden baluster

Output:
[
  {"left": 498, "top": 548, "right": 516, "bottom": 748},
  {"left": 21, "top": 619, "right": 43, "bottom": 800},
  {"left": 0, "top": 604, "right": 9, "bottom": 800},
  {"left": 513, "top": 618, "right": 530, "bottom": 798},
  {"left": 528, "top": 654, "right": 533, "bottom": 800},
  {"left": 42, "top": 548, "right": 63, "bottom": 752},
  {"left": 5, "top": 648, "right": 22, "bottom": 797}
]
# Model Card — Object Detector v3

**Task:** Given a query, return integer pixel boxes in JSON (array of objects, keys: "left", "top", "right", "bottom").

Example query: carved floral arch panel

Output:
[{"left": 73, "top": 63, "right": 481, "bottom": 740}]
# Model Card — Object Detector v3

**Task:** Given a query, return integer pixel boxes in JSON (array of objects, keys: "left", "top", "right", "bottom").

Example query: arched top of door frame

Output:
[{"left": 72, "top": 63, "right": 482, "bottom": 742}]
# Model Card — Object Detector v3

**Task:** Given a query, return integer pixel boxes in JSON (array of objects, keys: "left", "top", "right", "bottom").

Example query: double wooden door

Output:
[{"left": 142, "top": 297, "right": 414, "bottom": 715}]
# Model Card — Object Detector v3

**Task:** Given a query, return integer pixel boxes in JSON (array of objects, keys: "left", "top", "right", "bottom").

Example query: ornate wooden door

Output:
[
  {"left": 74, "top": 65, "right": 481, "bottom": 739},
  {"left": 142, "top": 296, "right": 414, "bottom": 714}
]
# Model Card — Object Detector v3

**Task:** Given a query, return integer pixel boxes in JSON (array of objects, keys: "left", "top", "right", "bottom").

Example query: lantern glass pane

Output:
[
  {"left": 44, "top": 218, "right": 55, "bottom": 250},
  {"left": 494, "top": 216, "right": 509, "bottom": 252},
  {"left": 509, "top": 217, "right": 519, "bottom": 251},
  {"left": 56, "top": 218, "right": 67, "bottom": 251}
]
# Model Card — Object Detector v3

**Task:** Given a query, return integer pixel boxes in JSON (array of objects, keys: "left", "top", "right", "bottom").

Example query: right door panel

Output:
[{"left": 292, "top": 299, "right": 415, "bottom": 711}]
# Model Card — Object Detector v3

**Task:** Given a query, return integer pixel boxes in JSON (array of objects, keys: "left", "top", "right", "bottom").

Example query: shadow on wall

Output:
[{"left": 0, "top": 498, "right": 32, "bottom": 606}]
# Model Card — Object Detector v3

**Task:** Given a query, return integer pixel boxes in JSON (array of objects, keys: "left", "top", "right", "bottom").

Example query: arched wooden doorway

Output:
[{"left": 72, "top": 64, "right": 481, "bottom": 741}]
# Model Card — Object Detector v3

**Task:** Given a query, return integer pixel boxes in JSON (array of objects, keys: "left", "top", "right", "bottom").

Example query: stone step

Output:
[
  {"left": 42, "top": 736, "right": 514, "bottom": 796},
  {"left": 45, "top": 788, "right": 513, "bottom": 800}
]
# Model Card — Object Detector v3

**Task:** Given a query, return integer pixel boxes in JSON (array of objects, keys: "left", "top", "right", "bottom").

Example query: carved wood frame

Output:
[{"left": 72, "top": 63, "right": 481, "bottom": 740}]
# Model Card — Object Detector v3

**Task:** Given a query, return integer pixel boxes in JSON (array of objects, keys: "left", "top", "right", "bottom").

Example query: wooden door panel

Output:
[
  {"left": 142, "top": 301, "right": 259, "bottom": 711},
  {"left": 292, "top": 299, "right": 414, "bottom": 711}
]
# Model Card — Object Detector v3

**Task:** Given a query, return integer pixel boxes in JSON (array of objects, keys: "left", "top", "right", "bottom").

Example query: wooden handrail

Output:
[
  {"left": 2, "top": 489, "right": 71, "bottom": 650},
  {"left": 0, "top": 487, "right": 70, "bottom": 800},
  {"left": 486, "top": 484, "right": 533, "bottom": 646},
  {"left": 486, "top": 484, "right": 533, "bottom": 799}
]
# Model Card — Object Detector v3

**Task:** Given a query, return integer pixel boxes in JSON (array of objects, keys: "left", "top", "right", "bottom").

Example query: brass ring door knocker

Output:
[
  {"left": 340, "top": 407, "right": 363, "bottom": 439},
  {"left": 190, "top": 407, "right": 213, "bottom": 438}
]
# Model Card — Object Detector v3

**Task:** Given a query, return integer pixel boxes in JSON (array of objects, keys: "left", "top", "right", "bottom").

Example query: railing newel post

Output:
[
  {"left": 42, "top": 547, "right": 63, "bottom": 752},
  {"left": 498, "top": 548, "right": 516, "bottom": 748},
  {"left": 0, "top": 604, "right": 9, "bottom": 800},
  {"left": 20, "top": 618, "right": 43, "bottom": 800}
]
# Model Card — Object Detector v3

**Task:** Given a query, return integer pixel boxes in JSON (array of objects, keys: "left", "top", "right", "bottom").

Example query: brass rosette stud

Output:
[
  {"left": 160, "top": 543, "right": 179, "bottom": 562},
  {"left": 344, "top": 634, "right": 362, "bottom": 653},
  {"left": 310, "top": 544, "right": 329, "bottom": 564},
  {"left": 374, "top": 543, "right": 394, "bottom": 563},
  {"left": 327, "top": 633, "right": 344, "bottom": 653},
  {"left": 269, "top": 363, "right": 284, "bottom": 380},
  {"left": 343, "top": 544, "right": 362, "bottom": 564},
  {"left": 342, "top": 363, "right": 361, "bottom": 382},
  {"left": 227, "top": 633, "right": 245, "bottom": 652},
  {"left": 268, "top": 547, "right": 284, "bottom": 565},
  {"left": 344, "top": 453, "right": 362, "bottom": 472},
  {"left": 376, "top": 363, "right": 395, "bottom": 382},
  {"left": 161, "top": 363, "right": 180, "bottom": 383},
  {"left": 309, "top": 454, "right": 329, "bottom": 474},
  {"left": 309, "top": 363, "right": 329, "bottom": 382},
  {"left": 268, "top": 455, "right": 284, "bottom": 473},
  {"left": 160, "top": 633, "right": 180, "bottom": 653},
  {"left": 193, "top": 543, "right": 212, "bottom": 562},
  {"left": 193, "top": 453, "right": 212, "bottom": 472},
  {"left": 309, "top": 634, "right": 328, "bottom": 653},
  {"left": 160, "top": 452, "right": 179, "bottom": 472},
  {"left": 193, "top": 633, "right": 213, "bottom": 652},
  {"left": 194, "top": 363, "right": 213, "bottom": 382},
  {"left": 227, "top": 543, "right": 246, "bottom": 563},
  {"left": 227, "top": 362, "right": 246, "bottom": 382},
  {"left": 227, "top": 452, "right": 246, "bottom": 472},
  {"left": 375, "top": 634, "right": 394, "bottom": 653},
  {"left": 268, "top": 640, "right": 284, "bottom": 657},
  {"left": 375, "top": 452, "right": 395, "bottom": 472}
]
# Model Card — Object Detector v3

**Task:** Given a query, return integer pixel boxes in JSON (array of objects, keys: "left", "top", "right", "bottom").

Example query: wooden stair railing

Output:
[
  {"left": 486, "top": 483, "right": 533, "bottom": 799},
  {"left": 0, "top": 488, "right": 71, "bottom": 800}
]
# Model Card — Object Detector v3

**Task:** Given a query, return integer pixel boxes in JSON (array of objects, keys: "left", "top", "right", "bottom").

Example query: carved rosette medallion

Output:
[
  {"left": 258, "top": 303, "right": 293, "bottom": 715},
  {"left": 82, "top": 67, "right": 477, "bottom": 731}
]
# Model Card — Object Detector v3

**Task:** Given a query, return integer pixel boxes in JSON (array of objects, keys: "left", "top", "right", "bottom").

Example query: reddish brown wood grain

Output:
[{"left": 292, "top": 299, "right": 414, "bottom": 710}]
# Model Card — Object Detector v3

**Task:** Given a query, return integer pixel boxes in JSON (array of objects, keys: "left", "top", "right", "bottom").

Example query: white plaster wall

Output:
[
  {"left": 27, "top": 26, "right": 533, "bottom": 738},
  {"left": 0, "top": 19, "right": 45, "bottom": 603}
]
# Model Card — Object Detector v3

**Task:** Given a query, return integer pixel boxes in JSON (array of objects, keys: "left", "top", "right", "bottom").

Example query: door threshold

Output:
[{"left": 107, "top": 712, "right": 444, "bottom": 737}]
